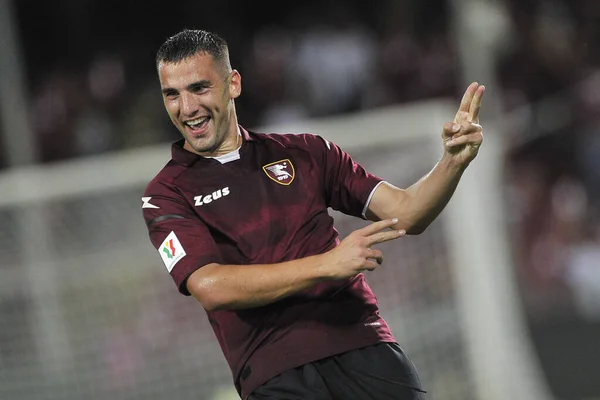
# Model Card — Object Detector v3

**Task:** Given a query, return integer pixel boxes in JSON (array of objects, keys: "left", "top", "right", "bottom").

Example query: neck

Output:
[
  {"left": 216, "top": 126, "right": 241, "bottom": 155},
  {"left": 184, "top": 121, "right": 241, "bottom": 157},
  {"left": 214, "top": 106, "right": 241, "bottom": 156}
]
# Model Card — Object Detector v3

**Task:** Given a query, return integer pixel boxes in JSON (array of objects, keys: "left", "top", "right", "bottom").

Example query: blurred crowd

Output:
[
  {"left": 499, "top": 0, "right": 600, "bottom": 321},
  {"left": 3, "top": 0, "right": 600, "bottom": 320}
]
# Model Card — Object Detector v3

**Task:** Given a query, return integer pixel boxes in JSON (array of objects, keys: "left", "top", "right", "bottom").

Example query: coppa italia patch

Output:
[{"left": 159, "top": 231, "right": 186, "bottom": 272}]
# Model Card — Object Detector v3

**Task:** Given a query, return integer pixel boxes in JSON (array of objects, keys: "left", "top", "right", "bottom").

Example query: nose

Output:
[{"left": 179, "top": 92, "right": 198, "bottom": 118}]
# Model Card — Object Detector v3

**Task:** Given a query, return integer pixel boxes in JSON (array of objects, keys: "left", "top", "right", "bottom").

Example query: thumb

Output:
[{"left": 443, "top": 122, "right": 461, "bottom": 138}]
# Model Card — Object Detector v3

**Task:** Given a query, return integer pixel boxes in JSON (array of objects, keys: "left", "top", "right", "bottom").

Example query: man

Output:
[{"left": 142, "top": 29, "right": 484, "bottom": 400}]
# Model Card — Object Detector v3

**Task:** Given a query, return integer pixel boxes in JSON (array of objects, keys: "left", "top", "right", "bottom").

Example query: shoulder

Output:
[
  {"left": 142, "top": 161, "right": 194, "bottom": 216},
  {"left": 144, "top": 160, "right": 187, "bottom": 198}
]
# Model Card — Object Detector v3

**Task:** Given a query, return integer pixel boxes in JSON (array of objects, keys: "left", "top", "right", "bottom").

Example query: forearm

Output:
[
  {"left": 186, "top": 254, "right": 332, "bottom": 311},
  {"left": 368, "top": 154, "right": 466, "bottom": 234},
  {"left": 402, "top": 154, "right": 465, "bottom": 233}
]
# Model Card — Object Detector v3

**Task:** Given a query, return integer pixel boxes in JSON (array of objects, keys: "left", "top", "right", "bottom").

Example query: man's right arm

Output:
[
  {"left": 186, "top": 218, "right": 404, "bottom": 311},
  {"left": 186, "top": 256, "right": 330, "bottom": 311}
]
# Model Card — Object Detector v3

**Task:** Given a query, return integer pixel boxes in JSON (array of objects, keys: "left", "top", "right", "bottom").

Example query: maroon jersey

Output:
[{"left": 142, "top": 127, "right": 396, "bottom": 399}]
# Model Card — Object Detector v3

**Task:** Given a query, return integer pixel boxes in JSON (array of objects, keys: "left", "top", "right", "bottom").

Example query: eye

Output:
[
  {"left": 163, "top": 89, "right": 179, "bottom": 99},
  {"left": 190, "top": 84, "right": 209, "bottom": 93}
]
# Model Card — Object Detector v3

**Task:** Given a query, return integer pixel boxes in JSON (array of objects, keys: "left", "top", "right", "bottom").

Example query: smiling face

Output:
[{"left": 158, "top": 52, "right": 242, "bottom": 156}]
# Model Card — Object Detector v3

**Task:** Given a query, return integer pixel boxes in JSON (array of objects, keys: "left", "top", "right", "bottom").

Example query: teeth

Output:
[{"left": 186, "top": 117, "right": 208, "bottom": 127}]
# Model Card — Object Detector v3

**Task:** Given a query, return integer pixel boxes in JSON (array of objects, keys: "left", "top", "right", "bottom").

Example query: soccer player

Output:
[{"left": 142, "top": 29, "right": 484, "bottom": 400}]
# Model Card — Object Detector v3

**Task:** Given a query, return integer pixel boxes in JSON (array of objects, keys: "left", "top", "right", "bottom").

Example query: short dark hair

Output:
[{"left": 156, "top": 29, "right": 231, "bottom": 72}]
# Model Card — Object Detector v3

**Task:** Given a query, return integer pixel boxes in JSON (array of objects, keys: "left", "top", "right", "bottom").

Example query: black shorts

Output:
[{"left": 248, "top": 343, "right": 426, "bottom": 400}]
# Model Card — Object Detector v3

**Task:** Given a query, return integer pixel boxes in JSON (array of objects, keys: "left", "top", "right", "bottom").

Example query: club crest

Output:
[{"left": 262, "top": 159, "right": 295, "bottom": 185}]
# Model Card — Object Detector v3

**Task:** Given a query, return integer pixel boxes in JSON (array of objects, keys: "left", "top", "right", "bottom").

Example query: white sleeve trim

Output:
[{"left": 362, "top": 180, "right": 386, "bottom": 219}]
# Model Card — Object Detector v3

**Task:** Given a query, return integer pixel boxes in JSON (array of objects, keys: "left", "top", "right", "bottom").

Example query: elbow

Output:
[
  {"left": 389, "top": 216, "right": 427, "bottom": 235},
  {"left": 404, "top": 222, "right": 429, "bottom": 235},
  {"left": 187, "top": 279, "right": 219, "bottom": 311},
  {"left": 186, "top": 266, "right": 228, "bottom": 311},
  {"left": 200, "top": 300, "right": 224, "bottom": 312},
  {"left": 195, "top": 292, "right": 221, "bottom": 312},
  {"left": 188, "top": 280, "right": 227, "bottom": 311},
  {"left": 405, "top": 227, "right": 425, "bottom": 235},
  {"left": 402, "top": 212, "right": 436, "bottom": 235}
]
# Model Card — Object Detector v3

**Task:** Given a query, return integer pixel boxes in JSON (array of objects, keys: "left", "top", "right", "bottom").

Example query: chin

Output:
[{"left": 191, "top": 138, "right": 219, "bottom": 154}]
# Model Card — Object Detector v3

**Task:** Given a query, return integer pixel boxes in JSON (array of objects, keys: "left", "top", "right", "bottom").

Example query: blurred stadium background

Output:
[{"left": 1, "top": 0, "right": 599, "bottom": 399}]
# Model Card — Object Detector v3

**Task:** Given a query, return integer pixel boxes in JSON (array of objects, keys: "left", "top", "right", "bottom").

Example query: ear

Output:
[{"left": 229, "top": 70, "right": 242, "bottom": 99}]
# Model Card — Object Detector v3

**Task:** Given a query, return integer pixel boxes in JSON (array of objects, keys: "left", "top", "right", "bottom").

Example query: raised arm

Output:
[
  {"left": 366, "top": 82, "right": 485, "bottom": 234},
  {"left": 186, "top": 218, "right": 404, "bottom": 311}
]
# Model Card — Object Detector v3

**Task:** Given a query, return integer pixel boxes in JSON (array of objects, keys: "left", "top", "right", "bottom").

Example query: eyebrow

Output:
[
  {"left": 161, "top": 80, "right": 211, "bottom": 95},
  {"left": 188, "top": 80, "right": 211, "bottom": 90}
]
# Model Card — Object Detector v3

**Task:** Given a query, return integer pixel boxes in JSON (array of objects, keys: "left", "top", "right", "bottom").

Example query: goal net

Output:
[{"left": 0, "top": 100, "right": 549, "bottom": 400}]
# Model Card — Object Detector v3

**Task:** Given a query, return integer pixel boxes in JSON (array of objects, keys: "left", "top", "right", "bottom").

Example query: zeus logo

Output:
[{"left": 194, "top": 187, "right": 230, "bottom": 206}]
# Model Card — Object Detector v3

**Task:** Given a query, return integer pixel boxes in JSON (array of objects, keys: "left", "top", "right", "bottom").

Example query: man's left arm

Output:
[{"left": 366, "top": 82, "right": 485, "bottom": 234}]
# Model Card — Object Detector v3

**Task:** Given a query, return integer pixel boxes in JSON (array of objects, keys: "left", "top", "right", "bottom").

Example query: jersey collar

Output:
[{"left": 171, "top": 125, "right": 256, "bottom": 167}]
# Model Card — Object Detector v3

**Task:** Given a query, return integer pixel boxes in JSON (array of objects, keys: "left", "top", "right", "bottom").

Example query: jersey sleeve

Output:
[
  {"left": 313, "top": 135, "right": 384, "bottom": 219},
  {"left": 142, "top": 182, "right": 222, "bottom": 296}
]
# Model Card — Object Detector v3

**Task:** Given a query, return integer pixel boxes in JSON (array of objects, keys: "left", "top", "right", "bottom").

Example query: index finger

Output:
[
  {"left": 367, "top": 229, "right": 405, "bottom": 246},
  {"left": 468, "top": 85, "right": 485, "bottom": 123},
  {"left": 456, "top": 82, "right": 479, "bottom": 118},
  {"left": 358, "top": 218, "right": 399, "bottom": 236}
]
